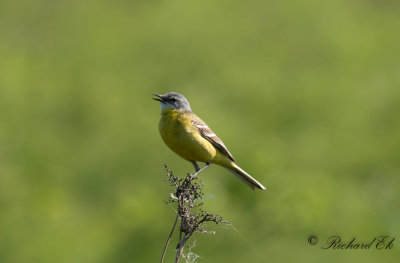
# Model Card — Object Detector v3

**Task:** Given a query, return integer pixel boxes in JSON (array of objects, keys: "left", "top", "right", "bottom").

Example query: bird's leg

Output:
[
  {"left": 192, "top": 162, "right": 210, "bottom": 178},
  {"left": 191, "top": 161, "right": 200, "bottom": 172}
]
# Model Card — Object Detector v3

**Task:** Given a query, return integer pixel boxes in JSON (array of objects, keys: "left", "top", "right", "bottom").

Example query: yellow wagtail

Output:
[{"left": 153, "top": 92, "right": 266, "bottom": 190}]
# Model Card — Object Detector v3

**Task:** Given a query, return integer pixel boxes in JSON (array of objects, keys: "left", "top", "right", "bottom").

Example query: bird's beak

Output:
[{"left": 152, "top": 94, "right": 164, "bottom": 102}]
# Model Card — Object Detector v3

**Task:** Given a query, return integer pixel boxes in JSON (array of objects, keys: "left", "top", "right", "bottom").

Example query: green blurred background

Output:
[{"left": 1, "top": 0, "right": 399, "bottom": 262}]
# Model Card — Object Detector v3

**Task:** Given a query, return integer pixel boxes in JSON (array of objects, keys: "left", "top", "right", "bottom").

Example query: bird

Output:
[{"left": 153, "top": 92, "right": 266, "bottom": 190}]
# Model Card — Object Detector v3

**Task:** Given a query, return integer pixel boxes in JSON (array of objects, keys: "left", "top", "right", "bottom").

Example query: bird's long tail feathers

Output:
[{"left": 225, "top": 163, "right": 266, "bottom": 190}]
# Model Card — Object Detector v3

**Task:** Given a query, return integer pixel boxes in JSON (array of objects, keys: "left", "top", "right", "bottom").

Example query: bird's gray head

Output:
[{"left": 152, "top": 92, "right": 192, "bottom": 112}]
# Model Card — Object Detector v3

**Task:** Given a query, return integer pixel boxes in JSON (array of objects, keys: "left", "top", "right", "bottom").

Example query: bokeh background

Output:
[{"left": 1, "top": 0, "right": 399, "bottom": 262}]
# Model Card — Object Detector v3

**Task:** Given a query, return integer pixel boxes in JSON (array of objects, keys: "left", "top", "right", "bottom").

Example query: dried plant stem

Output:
[
  {"left": 160, "top": 213, "right": 179, "bottom": 263},
  {"left": 175, "top": 232, "right": 193, "bottom": 263},
  {"left": 161, "top": 164, "right": 229, "bottom": 263}
]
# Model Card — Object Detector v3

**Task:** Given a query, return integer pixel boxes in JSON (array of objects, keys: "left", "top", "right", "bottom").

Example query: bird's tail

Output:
[{"left": 225, "top": 162, "right": 266, "bottom": 190}]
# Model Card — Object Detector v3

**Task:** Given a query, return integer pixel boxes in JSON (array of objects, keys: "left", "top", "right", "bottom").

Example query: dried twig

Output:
[
  {"left": 160, "top": 213, "right": 179, "bottom": 263},
  {"left": 160, "top": 164, "right": 229, "bottom": 263}
]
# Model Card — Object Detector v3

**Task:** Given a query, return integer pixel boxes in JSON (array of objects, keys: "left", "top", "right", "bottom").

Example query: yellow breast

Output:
[{"left": 158, "top": 110, "right": 216, "bottom": 163}]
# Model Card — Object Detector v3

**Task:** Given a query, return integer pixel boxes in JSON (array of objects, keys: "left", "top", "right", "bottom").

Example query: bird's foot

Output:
[{"left": 191, "top": 162, "right": 210, "bottom": 178}]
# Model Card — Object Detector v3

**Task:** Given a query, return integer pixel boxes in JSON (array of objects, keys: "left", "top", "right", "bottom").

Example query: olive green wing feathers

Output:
[{"left": 190, "top": 115, "right": 235, "bottom": 162}]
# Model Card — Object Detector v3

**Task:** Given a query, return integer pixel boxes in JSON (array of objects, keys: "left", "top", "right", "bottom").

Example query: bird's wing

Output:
[{"left": 190, "top": 115, "right": 235, "bottom": 162}]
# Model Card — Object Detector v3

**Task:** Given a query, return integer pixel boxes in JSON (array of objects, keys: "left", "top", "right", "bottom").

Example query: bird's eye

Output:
[{"left": 170, "top": 98, "right": 176, "bottom": 102}]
